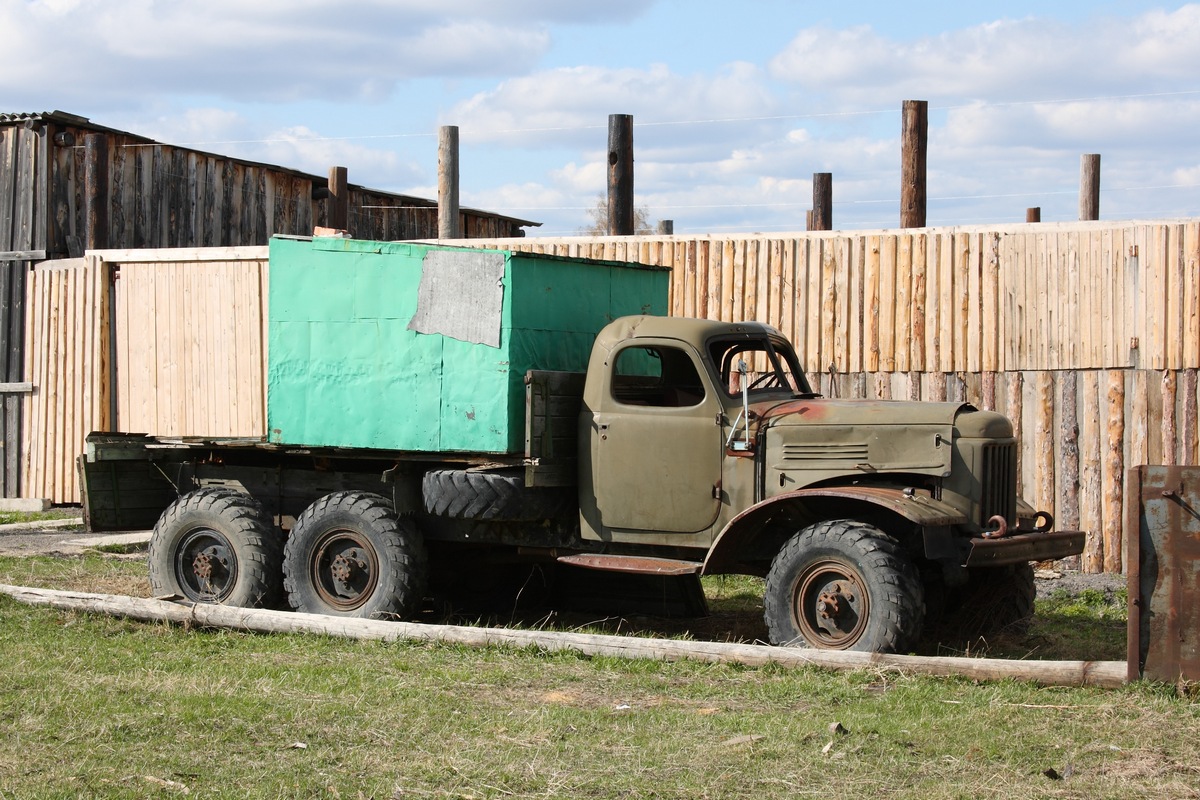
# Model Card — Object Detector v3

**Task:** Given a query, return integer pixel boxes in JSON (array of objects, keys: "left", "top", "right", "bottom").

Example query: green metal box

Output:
[{"left": 266, "top": 236, "right": 668, "bottom": 453}]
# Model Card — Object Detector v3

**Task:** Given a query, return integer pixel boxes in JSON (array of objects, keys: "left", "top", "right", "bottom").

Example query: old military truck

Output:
[{"left": 79, "top": 235, "right": 1084, "bottom": 654}]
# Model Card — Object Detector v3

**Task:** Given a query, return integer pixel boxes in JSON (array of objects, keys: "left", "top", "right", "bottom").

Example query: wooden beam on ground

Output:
[{"left": 0, "top": 584, "right": 1128, "bottom": 689}]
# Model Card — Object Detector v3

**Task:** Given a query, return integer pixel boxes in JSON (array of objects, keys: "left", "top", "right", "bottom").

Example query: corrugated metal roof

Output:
[{"left": 0, "top": 110, "right": 539, "bottom": 228}]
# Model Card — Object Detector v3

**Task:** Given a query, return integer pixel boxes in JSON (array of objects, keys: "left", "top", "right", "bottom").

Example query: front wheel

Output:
[
  {"left": 283, "top": 492, "right": 427, "bottom": 619},
  {"left": 763, "top": 519, "right": 924, "bottom": 653}
]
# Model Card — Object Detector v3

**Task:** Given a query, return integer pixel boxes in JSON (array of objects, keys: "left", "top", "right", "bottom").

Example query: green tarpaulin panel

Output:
[{"left": 266, "top": 236, "right": 668, "bottom": 453}]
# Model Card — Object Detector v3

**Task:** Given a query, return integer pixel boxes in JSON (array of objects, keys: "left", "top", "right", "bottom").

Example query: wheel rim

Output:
[
  {"left": 308, "top": 528, "right": 381, "bottom": 612},
  {"left": 174, "top": 527, "right": 238, "bottom": 602},
  {"left": 792, "top": 558, "right": 870, "bottom": 649}
]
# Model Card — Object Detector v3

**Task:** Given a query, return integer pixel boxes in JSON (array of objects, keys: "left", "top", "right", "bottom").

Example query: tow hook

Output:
[{"left": 981, "top": 511, "right": 1055, "bottom": 538}]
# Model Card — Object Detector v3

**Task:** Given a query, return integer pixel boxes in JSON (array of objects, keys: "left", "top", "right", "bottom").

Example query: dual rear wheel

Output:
[{"left": 149, "top": 489, "right": 426, "bottom": 618}]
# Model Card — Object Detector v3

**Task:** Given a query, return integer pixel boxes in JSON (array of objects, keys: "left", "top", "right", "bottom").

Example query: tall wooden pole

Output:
[
  {"left": 1026, "top": 207, "right": 1041, "bottom": 223},
  {"left": 1079, "top": 154, "right": 1101, "bottom": 221},
  {"left": 607, "top": 114, "right": 634, "bottom": 236},
  {"left": 83, "top": 134, "right": 109, "bottom": 251},
  {"left": 438, "top": 126, "right": 461, "bottom": 239},
  {"left": 328, "top": 166, "right": 349, "bottom": 232},
  {"left": 811, "top": 173, "right": 832, "bottom": 231},
  {"left": 900, "top": 100, "right": 928, "bottom": 229}
]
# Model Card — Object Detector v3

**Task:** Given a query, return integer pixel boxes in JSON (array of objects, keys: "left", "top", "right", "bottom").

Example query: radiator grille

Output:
[{"left": 979, "top": 442, "right": 1017, "bottom": 525}]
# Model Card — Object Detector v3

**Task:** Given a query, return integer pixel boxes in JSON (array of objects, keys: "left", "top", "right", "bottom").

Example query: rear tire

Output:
[
  {"left": 283, "top": 491, "right": 427, "bottom": 619},
  {"left": 148, "top": 488, "right": 284, "bottom": 607},
  {"left": 764, "top": 519, "right": 924, "bottom": 653}
]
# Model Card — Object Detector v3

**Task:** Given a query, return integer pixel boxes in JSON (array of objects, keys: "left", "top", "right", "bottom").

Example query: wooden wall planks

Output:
[
  {"left": 478, "top": 221, "right": 1200, "bottom": 571},
  {"left": 16, "top": 221, "right": 1200, "bottom": 572}
]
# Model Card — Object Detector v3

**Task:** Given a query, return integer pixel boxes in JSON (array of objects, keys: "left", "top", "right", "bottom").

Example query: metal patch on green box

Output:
[{"left": 266, "top": 236, "right": 669, "bottom": 453}]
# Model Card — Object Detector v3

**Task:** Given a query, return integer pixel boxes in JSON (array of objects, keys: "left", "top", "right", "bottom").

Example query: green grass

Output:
[
  {"left": 0, "top": 556, "right": 1194, "bottom": 799},
  {"left": 0, "top": 508, "right": 81, "bottom": 527}
]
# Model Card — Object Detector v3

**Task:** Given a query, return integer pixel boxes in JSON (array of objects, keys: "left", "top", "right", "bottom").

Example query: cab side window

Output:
[{"left": 611, "top": 345, "right": 705, "bottom": 408}]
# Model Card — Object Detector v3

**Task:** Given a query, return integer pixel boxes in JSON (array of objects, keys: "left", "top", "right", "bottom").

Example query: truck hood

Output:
[{"left": 753, "top": 399, "right": 973, "bottom": 480}]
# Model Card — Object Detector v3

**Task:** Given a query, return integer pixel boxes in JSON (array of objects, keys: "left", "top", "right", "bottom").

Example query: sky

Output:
[{"left": 3, "top": 0, "right": 1199, "bottom": 236}]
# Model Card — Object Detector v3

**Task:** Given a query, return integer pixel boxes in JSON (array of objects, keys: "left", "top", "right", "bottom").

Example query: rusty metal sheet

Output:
[
  {"left": 556, "top": 553, "right": 703, "bottom": 576},
  {"left": 1127, "top": 466, "right": 1200, "bottom": 683}
]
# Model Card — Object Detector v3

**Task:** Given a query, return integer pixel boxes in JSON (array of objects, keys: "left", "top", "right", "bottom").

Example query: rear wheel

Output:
[
  {"left": 283, "top": 491, "right": 427, "bottom": 619},
  {"left": 148, "top": 488, "right": 284, "bottom": 607},
  {"left": 764, "top": 519, "right": 924, "bottom": 653}
]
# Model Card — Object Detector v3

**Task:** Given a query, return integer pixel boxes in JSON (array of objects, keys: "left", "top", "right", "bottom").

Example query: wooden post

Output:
[
  {"left": 656, "top": 220, "right": 673, "bottom": 235},
  {"left": 805, "top": 210, "right": 813, "bottom": 232},
  {"left": 607, "top": 114, "right": 634, "bottom": 236},
  {"left": 328, "top": 166, "right": 349, "bottom": 232},
  {"left": 1026, "top": 207, "right": 1041, "bottom": 223},
  {"left": 900, "top": 100, "right": 928, "bottom": 229},
  {"left": 1079, "top": 154, "right": 1101, "bottom": 221},
  {"left": 83, "top": 134, "right": 109, "bottom": 251},
  {"left": 812, "top": 173, "right": 832, "bottom": 231},
  {"left": 438, "top": 126, "right": 461, "bottom": 240}
]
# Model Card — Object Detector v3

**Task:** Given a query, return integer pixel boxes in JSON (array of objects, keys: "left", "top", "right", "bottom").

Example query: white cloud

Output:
[
  {"left": 0, "top": 0, "right": 571, "bottom": 107},
  {"left": 768, "top": 6, "right": 1200, "bottom": 104},
  {"left": 447, "top": 62, "right": 778, "bottom": 149}
]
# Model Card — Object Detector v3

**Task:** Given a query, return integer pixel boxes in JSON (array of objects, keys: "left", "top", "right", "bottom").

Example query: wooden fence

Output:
[
  {"left": 22, "top": 248, "right": 268, "bottom": 503},
  {"left": 22, "top": 221, "right": 1200, "bottom": 573},
  {"left": 474, "top": 220, "right": 1200, "bottom": 573}
]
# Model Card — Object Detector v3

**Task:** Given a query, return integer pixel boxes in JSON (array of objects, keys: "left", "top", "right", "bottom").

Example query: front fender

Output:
[{"left": 702, "top": 486, "right": 968, "bottom": 575}]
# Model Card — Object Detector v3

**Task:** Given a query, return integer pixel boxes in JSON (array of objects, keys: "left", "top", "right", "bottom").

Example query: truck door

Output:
[{"left": 590, "top": 341, "right": 722, "bottom": 534}]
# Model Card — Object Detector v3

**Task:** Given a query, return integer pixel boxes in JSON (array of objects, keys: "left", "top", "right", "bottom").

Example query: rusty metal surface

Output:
[
  {"left": 556, "top": 553, "right": 703, "bottom": 576},
  {"left": 1127, "top": 466, "right": 1200, "bottom": 683},
  {"left": 964, "top": 529, "right": 1086, "bottom": 567}
]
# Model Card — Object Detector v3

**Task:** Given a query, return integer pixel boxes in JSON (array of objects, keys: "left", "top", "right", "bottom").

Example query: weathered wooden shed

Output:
[{"left": 0, "top": 110, "right": 538, "bottom": 498}]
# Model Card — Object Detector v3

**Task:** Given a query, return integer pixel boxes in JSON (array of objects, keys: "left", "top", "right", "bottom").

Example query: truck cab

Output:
[{"left": 577, "top": 315, "right": 1083, "bottom": 651}]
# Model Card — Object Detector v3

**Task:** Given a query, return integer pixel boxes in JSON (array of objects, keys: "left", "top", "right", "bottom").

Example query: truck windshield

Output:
[{"left": 709, "top": 337, "right": 816, "bottom": 398}]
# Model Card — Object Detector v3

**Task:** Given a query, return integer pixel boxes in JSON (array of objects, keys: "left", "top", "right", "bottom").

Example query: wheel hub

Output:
[
  {"left": 175, "top": 530, "right": 236, "bottom": 603},
  {"left": 794, "top": 561, "right": 870, "bottom": 648},
  {"left": 816, "top": 583, "right": 855, "bottom": 621},
  {"left": 330, "top": 549, "right": 367, "bottom": 583},
  {"left": 311, "top": 531, "right": 380, "bottom": 611}
]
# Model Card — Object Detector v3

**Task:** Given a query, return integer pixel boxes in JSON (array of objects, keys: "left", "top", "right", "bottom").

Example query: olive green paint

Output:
[{"left": 266, "top": 236, "right": 668, "bottom": 453}]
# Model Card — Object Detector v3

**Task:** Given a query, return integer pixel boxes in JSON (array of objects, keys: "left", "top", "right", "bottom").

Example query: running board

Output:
[{"left": 556, "top": 554, "right": 703, "bottom": 576}]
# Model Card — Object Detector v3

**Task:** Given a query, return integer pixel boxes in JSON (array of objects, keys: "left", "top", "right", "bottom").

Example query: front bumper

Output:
[{"left": 964, "top": 529, "right": 1086, "bottom": 567}]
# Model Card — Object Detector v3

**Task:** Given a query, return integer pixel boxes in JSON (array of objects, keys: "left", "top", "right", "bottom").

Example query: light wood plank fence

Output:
[
  {"left": 22, "top": 247, "right": 268, "bottom": 504},
  {"left": 22, "top": 222, "right": 1200, "bottom": 573}
]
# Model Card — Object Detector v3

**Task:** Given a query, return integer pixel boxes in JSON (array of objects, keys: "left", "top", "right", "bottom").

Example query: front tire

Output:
[
  {"left": 283, "top": 492, "right": 427, "bottom": 619},
  {"left": 763, "top": 519, "right": 924, "bottom": 653},
  {"left": 940, "top": 562, "right": 1037, "bottom": 639},
  {"left": 148, "top": 488, "right": 284, "bottom": 607}
]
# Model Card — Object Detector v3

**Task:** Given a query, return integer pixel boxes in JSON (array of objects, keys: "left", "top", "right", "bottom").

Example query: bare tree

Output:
[{"left": 579, "top": 194, "right": 654, "bottom": 235}]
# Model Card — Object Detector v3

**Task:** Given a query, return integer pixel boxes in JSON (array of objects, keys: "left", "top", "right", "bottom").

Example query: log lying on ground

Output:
[{"left": 0, "top": 584, "right": 1127, "bottom": 688}]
